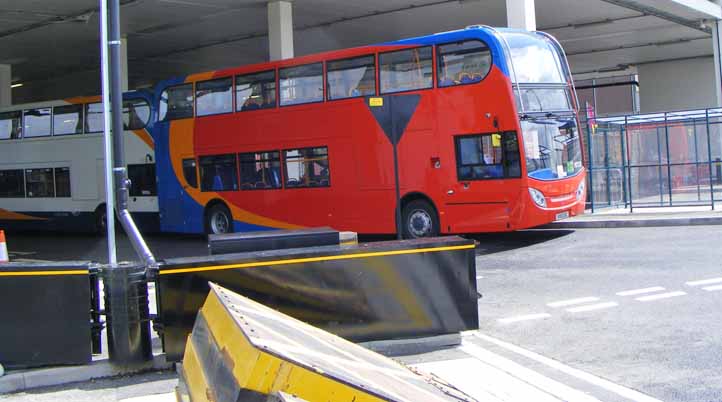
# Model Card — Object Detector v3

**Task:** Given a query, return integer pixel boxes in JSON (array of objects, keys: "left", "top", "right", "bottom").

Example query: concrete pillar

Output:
[
  {"left": 0, "top": 64, "right": 11, "bottom": 107},
  {"left": 713, "top": 20, "right": 722, "bottom": 106},
  {"left": 120, "top": 36, "right": 129, "bottom": 91},
  {"left": 267, "top": 0, "right": 294, "bottom": 61},
  {"left": 506, "top": 0, "right": 536, "bottom": 31}
]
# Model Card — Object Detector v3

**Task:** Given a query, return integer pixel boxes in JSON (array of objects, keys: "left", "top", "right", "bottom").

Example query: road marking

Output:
[
  {"left": 686, "top": 277, "right": 722, "bottom": 286},
  {"left": 546, "top": 297, "right": 600, "bottom": 308},
  {"left": 459, "top": 342, "right": 602, "bottom": 402},
  {"left": 476, "top": 275, "right": 484, "bottom": 279},
  {"left": 635, "top": 291, "right": 686, "bottom": 302},
  {"left": 566, "top": 302, "right": 618, "bottom": 313},
  {"left": 616, "top": 286, "right": 666, "bottom": 296},
  {"left": 498, "top": 313, "right": 551, "bottom": 324},
  {"left": 702, "top": 284, "right": 722, "bottom": 291},
  {"left": 472, "top": 333, "right": 664, "bottom": 402}
]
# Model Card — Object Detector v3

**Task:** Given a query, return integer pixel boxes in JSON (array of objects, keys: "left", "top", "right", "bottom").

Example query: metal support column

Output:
[
  {"left": 706, "top": 109, "right": 715, "bottom": 210},
  {"left": 587, "top": 119, "right": 595, "bottom": 212},
  {"left": 625, "top": 117, "right": 634, "bottom": 213},
  {"left": 664, "top": 114, "right": 672, "bottom": 206}
]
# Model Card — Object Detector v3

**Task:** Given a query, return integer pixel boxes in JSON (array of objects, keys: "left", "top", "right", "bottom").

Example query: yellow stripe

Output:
[
  {"left": 0, "top": 270, "right": 87, "bottom": 277},
  {"left": 160, "top": 244, "right": 475, "bottom": 275}
]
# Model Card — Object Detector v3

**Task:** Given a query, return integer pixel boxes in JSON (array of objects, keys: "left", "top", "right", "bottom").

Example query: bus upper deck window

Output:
[
  {"left": 0, "top": 111, "right": 22, "bottom": 140},
  {"left": 23, "top": 108, "right": 51, "bottom": 138},
  {"left": 53, "top": 104, "right": 83, "bottom": 136},
  {"left": 196, "top": 77, "right": 232, "bottom": 117},
  {"left": 379, "top": 47, "right": 433, "bottom": 94},
  {"left": 437, "top": 40, "right": 491, "bottom": 87},
  {"left": 236, "top": 70, "right": 277, "bottom": 111},
  {"left": 160, "top": 83, "right": 194, "bottom": 121},
  {"left": 123, "top": 99, "right": 151, "bottom": 130},
  {"left": 327, "top": 55, "right": 376, "bottom": 100},
  {"left": 279, "top": 63, "right": 324, "bottom": 106},
  {"left": 85, "top": 103, "right": 105, "bottom": 133}
]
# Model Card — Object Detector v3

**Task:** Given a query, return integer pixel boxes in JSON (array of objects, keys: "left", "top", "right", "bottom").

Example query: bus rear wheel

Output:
[
  {"left": 401, "top": 200, "right": 439, "bottom": 239},
  {"left": 206, "top": 204, "right": 233, "bottom": 235}
]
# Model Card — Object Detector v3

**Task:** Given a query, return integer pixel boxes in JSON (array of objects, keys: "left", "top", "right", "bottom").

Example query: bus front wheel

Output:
[
  {"left": 401, "top": 200, "right": 439, "bottom": 239},
  {"left": 206, "top": 204, "right": 233, "bottom": 235}
]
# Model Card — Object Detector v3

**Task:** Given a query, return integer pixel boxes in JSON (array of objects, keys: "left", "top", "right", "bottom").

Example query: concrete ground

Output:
[{"left": 2, "top": 226, "right": 722, "bottom": 401}]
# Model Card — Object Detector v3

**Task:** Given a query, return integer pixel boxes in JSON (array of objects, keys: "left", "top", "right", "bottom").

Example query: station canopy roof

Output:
[{"left": 0, "top": 0, "right": 718, "bottom": 102}]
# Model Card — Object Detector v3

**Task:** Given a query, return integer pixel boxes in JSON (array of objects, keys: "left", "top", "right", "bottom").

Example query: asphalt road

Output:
[
  {"left": 472, "top": 226, "right": 722, "bottom": 402},
  {"left": 3, "top": 226, "right": 722, "bottom": 401}
]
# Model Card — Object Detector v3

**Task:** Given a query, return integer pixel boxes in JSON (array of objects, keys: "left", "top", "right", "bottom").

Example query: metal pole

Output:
[
  {"left": 626, "top": 116, "right": 634, "bottom": 213},
  {"left": 604, "top": 128, "right": 611, "bottom": 206},
  {"left": 705, "top": 109, "right": 715, "bottom": 210},
  {"left": 657, "top": 127, "right": 664, "bottom": 206},
  {"left": 587, "top": 119, "right": 595, "bottom": 213},
  {"left": 693, "top": 119, "right": 701, "bottom": 202},
  {"left": 664, "top": 115, "right": 672, "bottom": 206},
  {"left": 107, "top": 0, "right": 156, "bottom": 268},
  {"left": 620, "top": 121, "right": 628, "bottom": 207},
  {"left": 99, "top": 0, "right": 117, "bottom": 266},
  {"left": 103, "top": 0, "right": 153, "bottom": 368}
]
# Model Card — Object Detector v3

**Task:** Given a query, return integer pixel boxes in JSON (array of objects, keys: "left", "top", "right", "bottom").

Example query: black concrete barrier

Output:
[
  {"left": 155, "top": 236, "right": 478, "bottom": 361},
  {"left": 0, "top": 261, "right": 96, "bottom": 369},
  {"left": 208, "top": 227, "right": 341, "bottom": 255}
]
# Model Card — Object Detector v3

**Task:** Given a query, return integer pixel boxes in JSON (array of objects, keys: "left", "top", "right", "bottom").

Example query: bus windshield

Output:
[
  {"left": 502, "top": 32, "right": 565, "bottom": 84},
  {"left": 521, "top": 116, "right": 583, "bottom": 180}
]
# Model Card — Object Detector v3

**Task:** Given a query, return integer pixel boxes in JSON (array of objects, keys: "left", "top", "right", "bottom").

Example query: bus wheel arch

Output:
[
  {"left": 399, "top": 193, "right": 440, "bottom": 239},
  {"left": 204, "top": 200, "right": 233, "bottom": 235}
]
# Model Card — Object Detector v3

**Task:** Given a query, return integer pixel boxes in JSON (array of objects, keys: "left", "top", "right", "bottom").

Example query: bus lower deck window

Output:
[
  {"left": 199, "top": 154, "right": 238, "bottom": 192},
  {"left": 0, "top": 170, "right": 24, "bottom": 198},
  {"left": 25, "top": 168, "right": 54, "bottom": 197},
  {"left": 239, "top": 151, "right": 282, "bottom": 190},
  {"left": 283, "top": 147, "right": 330, "bottom": 188}
]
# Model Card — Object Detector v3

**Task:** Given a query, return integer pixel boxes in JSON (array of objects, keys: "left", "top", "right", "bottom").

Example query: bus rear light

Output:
[{"left": 528, "top": 188, "right": 547, "bottom": 208}]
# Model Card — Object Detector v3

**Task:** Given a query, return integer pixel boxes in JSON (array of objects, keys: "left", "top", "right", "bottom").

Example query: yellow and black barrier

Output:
[
  {"left": 0, "top": 261, "right": 100, "bottom": 368},
  {"left": 176, "top": 283, "right": 462, "bottom": 402},
  {"left": 156, "top": 236, "right": 478, "bottom": 361}
]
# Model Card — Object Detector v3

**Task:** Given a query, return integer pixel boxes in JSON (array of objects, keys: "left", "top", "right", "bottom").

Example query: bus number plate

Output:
[{"left": 555, "top": 211, "right": 570, "bottom": 221}]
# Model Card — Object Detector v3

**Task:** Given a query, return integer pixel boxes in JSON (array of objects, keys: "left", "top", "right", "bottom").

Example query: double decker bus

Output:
[
  {"left": 0, "top": 91, "right": 158, "bottom": 232},
  {"left": 151, "top": 26, "right": 586, "bottom": 237}
]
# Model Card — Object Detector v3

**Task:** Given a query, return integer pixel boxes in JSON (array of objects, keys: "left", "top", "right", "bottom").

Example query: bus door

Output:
[
  {"left": 160, "top": 155, "right": 200, "bottom": 233},
  {"left": 445, "top": 132, "right": 519, "bottom": 232}
]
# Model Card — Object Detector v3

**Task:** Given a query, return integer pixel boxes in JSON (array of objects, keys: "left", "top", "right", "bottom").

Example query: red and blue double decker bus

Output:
[{"left": 151, "top": 26, "right": 586, "bottom": 237}]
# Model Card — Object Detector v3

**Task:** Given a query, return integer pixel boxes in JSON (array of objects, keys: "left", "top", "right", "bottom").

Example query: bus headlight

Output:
[
  {"left": 576, "top": 179, "right": 586, "bottom": 201},
  {"left": 528, "top": 188, "right": 547, "bottom": 208}
]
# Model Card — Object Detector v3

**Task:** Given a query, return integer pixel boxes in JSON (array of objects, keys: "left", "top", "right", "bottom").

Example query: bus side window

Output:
[
  {"left": 25, "top": 168, "right": 55, "bottom": 197},
  {"left": 327, "top": 55, "right": 376, "bottom": 100},
  {"left": 0, "top": 111, "right": 22, "bottom": 140},
  {"left": 53, "top": 104, "right": 83, "bottom": 136},
  {"left": 279, "top": 63, "right": 324, "bottom": 106},
  {"left": 283, "top": 147, "right": 330, "bottom": 188},
  {"left": 128, "top": 164, "right": 157, "bottom": 196},
  {"left": 159, "top": 83, "right": 194, "bottom": 121},
  {"left": 0, "top": 169, "right": 25, "bottom": 198},
  {"left": 199, "top": 154, "right": 238, "bottom": 192},
  {"left": 379, "top": 47, "right": 433, "bottom": 94},
  {"left": 54, "top": 167, "right": 71, "bottom": 197},
  {"left": 23, "top": 108, "right": 52, "bottom": 138},
  {"left": 455, "top": 133, "right": 518, "bottom": 180},
  {"left": 123, "top": 99, "right": 151, "bottom": 130},
  {"left": 239, "top": 151, "right": 281, "bottom": 190},
  {"left": 85, "top": 103, "right": 105, "bottom": 133},
  {"left": 437, "top": 40, "right": 492, "bottom": 87},
  {"left": 182, "top": 158, "right": 198, "bottom": 189},
  {"left": 236, "top": 70, "right": 277, "bottom": 111},
  {"left": 196, "top": 77, "right": 233, "bottom": 117}
]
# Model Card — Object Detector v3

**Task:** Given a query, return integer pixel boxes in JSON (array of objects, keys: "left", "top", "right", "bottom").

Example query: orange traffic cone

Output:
[{"left": 0, "top": 230, "right": 8, "bottom": 263}]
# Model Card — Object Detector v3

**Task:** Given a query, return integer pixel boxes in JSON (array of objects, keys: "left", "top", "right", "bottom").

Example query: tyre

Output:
[
  {"left": 206, "top": 204, "right": 233, "bottom": 235},
  {"left": 401, "top": 199, "right": 439, "bottom": 239}
]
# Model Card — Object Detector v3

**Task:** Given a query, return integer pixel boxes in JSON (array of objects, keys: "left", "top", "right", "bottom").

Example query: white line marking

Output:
[
  {"left": 686, "top": 277, "right": 722, "bottom": 286},
  {"left": 460, "top": 343, "right": 602, "bottom": 402},
  {"left": 472, "top": 333, "right": 664, "bottom": 402},
  {"left": 498, "top": 313, "right": 551, "bottom": 324},
  {"left": 566, "top": 302, "right": 619, "bottom": 313},
  {"left": 546, "top": 297, "right": 599, "bottom": 308},
  {"left": 702, "top": 284, "right": 722, "bottom": 291},
  {"left": 635, "top": 291, "right": 687, "bottom": 302},
  {"left": 476, "top": 275, "right": 484, "bottom": 279},
  {"left": 616, "top": 286, "right": 666, "bottom": 296}
]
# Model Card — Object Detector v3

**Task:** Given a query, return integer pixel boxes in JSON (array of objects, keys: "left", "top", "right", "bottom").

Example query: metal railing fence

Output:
[{"left": 583, "top": 108, "right": 722, "bottom": 212}]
